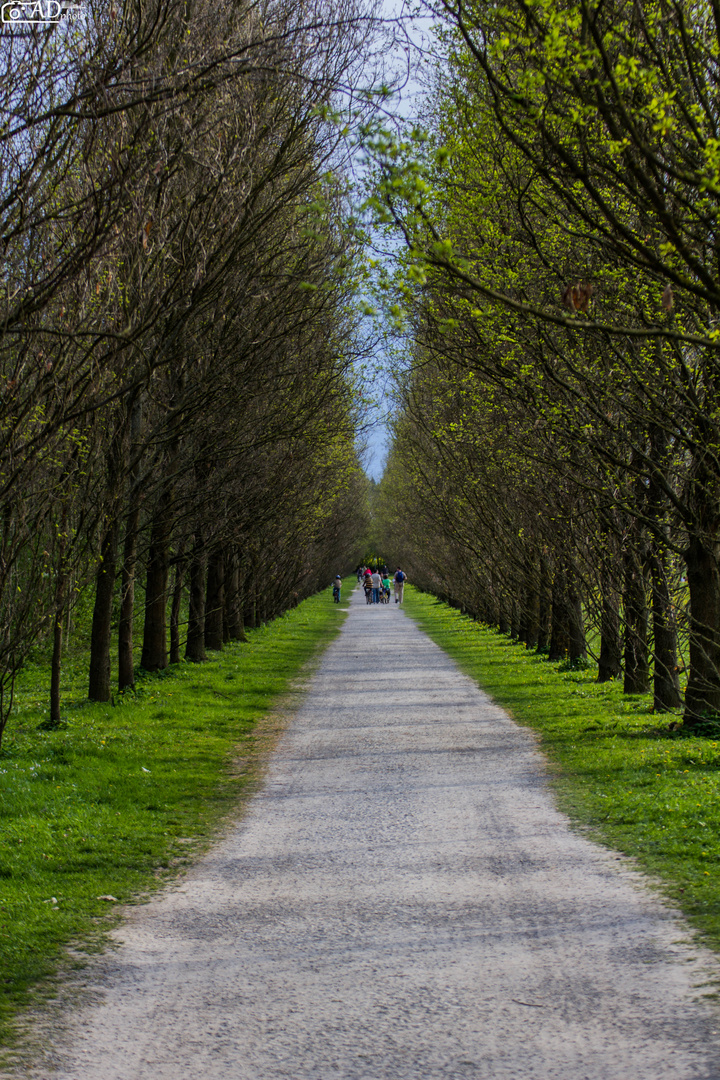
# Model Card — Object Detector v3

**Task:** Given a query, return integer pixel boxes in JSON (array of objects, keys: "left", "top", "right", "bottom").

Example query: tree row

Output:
[
  {"left": 371, "top": 0, "right": 720, "bottom": 728},
  {"left": 0, "top": 0, "right": 373, "bottom": 745}
]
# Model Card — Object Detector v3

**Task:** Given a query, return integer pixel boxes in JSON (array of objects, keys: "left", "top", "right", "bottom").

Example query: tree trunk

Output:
[
  {"left": 222, "top": 548, "right": 231, "bottom": 644},
  {"left": 256, "top": 587, "right": 266, "bottom": 627},
  {"left": 510, "top": 596, "right": 520, "bottom": 639},
  {"left": 88, "top": 521, "right": 119, "bottom": 701},
  {"left": 205, "top": 546, "right": 225, "bottom": 651},
  {"left": 66, "top": 581, "right": 73, "bottom": 651},
  {"left": 684, "top": 535, "right": 720, "bottom": 724},
  {"left": 623, "top": 544, "right": 649, "bottom": 694},
  {"left": 548, "top": 567, "right": 570, "bottom": 662},
  {"left": 568, "top": 588, "right": 586, "bottom": 664},
  {"left": 598, "top": 556, "right": 622, "bottom": 683},
  {"left": 169, "top": 547, "right": 186, "bottom": 665},
  {"left": 49, "top": 503, "right": 68, "bottom": 725},
  {"left": 225, "top": 548, "right": 246, "bottom": 641},
  {"left": 50, "top": 600, "right": 64, "bottom": 725},
  {"left": 141, "top": 506, "right": 171, "bottom": 671},
  {"left": 644, "top": 425, "right": 681, "bottom": 711},
  {"left": 118, "top": 501, "right": 140, "bottom": 690},
  {"left": 537, "top": 555, "right": 551, "bottom": 652},
  {"left": 118, "top": 397, "right": 142, "bottom": 691},
  {"left": 185, "top": 531, "right": 207, "bottom": 662},
  {"left": 649, "top": 542, "right": 681, "bottom": 712},
  {"left": 243, "top": 566, "right": 257, "bottom": 630},
  {"left": 482, "top": 580, "right": 498, "bottom": 627},
  {"left": 522, "top": 561, "right": 540, "bottom": 650}
]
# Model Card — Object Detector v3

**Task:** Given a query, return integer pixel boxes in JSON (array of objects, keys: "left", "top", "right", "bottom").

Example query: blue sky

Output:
[{"left": 357, "top": 0, "right": 431, "bottom": 482}]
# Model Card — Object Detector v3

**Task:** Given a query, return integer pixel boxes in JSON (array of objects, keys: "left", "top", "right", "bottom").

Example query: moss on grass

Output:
[{"left": 403, "top": 587, "right": 720, "bottom": 950}]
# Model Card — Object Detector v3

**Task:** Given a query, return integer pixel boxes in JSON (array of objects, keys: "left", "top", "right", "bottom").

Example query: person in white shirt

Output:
[{"left": 371, "top": 571, "right": 382, "bottom": 604}]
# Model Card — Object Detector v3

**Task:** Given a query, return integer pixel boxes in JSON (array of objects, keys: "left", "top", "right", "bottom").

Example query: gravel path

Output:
[{"left": 26, "top": 588, "right": 720, "bottom": 1079}]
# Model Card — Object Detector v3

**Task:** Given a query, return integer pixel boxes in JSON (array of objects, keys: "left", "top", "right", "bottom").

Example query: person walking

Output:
[
  {"left": 371, "top": 570, "right": 382, "bottom": 605},
  {"left": 394, "top": 568, "right": 406, "bottom": 604},
  {"left": 332, "top": 575, "right": 342, "bottom": 603}
]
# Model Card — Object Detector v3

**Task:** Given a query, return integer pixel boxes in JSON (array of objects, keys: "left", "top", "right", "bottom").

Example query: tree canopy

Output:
[
  {"left": 368, "top": 0, "right": 720, "bottom": 728},
  {"left": 0, "top": 0, "right": 376, "bottom": 743}
]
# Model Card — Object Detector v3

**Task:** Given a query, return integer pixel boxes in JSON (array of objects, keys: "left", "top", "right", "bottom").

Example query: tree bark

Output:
[
  {"left": 50, "top": 600, "right": 64, "bottom": 725},
  {"left": 537, "top": 555, "right": 551, "bottom": 652},
  {"left": 88, "top": 521, "right": 119, "bottom": 701},
  {"left": 598, "top": 555, "right": 622, "bottom": 682},
  {"left": 482, "top": 579, "right": 498, "bottom": 628},
  {"left": 521, "top": 561, "right": 540, "bottom": 650},
  {"left": 204, "top": 546, "right": 225, "bottom": 651},
  {"left": 50, "top": 583, "right": 66, "bottom": 725},
  {"left": 185, "top": 530, "right": 207, "bottom": 662},
  {"left": 118, "top": 500, "right": 140, "bottom": 690},
  {"left": 243, "top": 599, "right": 256, "bottom": 630},
  {"left": 169, "top": 547, "right": 186, "bottom": 665},
  {"left": 568, "top": 589, "right": 586, "bottom": 664},
  {"left": 548, "top": 566, "right": 570, "bottom": 662},
  {"left": 225, "top": 548, "right": 246, "bottom": 641},
  {"left": 644, "top": 425, "right": 681, "bottom": 711},
  {"left": 498, "top": 596, "right": 510, "bottom": 635},
  {"left": 256, "top": 587, "right": 267, "bottom": 626},
  {"left": 243, "top": 564, "right": 257, "bottom": 630},
  {"left": 118, "top": 397, "right": 142, "bottom": 691},
  {"left": 49, "top": 503, "right": 69, "bottom": 725},
  {"left": 140, "top": 502, "right": 171, "bottom": 671},
  {"left": 649, "top": 541, "right": 681, "bottom": 712},
  {"left": 623, "top": 542, "right": 649, "bottom": 694},
  {"left": 684, "top": 535, "right": 720, "bottom": 724},
  {"left": 510, "top": 596, "right": 520, "bottom": 639}
]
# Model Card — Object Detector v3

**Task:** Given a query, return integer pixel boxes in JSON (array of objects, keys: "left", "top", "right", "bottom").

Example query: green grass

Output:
[
  {"left": 0, "top": 580, "right": 350, "bottom": 1050},
  {"left": 403, "top": 586, "right": 720, "bottom": 950}
]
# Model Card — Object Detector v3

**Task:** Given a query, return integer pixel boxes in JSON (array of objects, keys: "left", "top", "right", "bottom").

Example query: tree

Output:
[
  {"left": 366, "top": 0, "right": 716, "bottom": 722},
  {"left": 0, "top": 0, "right": 378, "bottom": 742}
]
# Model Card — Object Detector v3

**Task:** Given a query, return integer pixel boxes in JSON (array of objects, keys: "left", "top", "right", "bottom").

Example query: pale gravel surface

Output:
[{"left": 16, "top": 588, "right": 720, "bottom": 1079}]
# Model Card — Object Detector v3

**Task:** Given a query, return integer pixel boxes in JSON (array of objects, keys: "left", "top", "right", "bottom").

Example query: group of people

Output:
[
  {"left": 332, "top": 566, "right": 408, "bottom": 606},
  {"left": 357, "top": 565, "right": 407, "bottom": 605}
]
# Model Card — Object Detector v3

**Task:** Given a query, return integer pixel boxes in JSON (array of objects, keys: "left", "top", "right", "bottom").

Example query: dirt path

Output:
[{"left": 19, "top": 589, "right": 720, "bottom": 1078}]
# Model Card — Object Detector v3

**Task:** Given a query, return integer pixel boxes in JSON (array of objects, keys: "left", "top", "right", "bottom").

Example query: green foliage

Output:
[
  {"left": 0, "top": 583, "right": 351, "bottom": 1053},
  {"left": 363, "top": 0, "right": 720, "bottom": 722},
  {"left": 404, "top": 587, "right": 720, "bottom": 950}
]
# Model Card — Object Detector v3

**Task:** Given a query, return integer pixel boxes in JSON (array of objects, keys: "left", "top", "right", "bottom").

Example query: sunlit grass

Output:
[
  {"left": 403, "top": 586, "right": 720, "bottom": 950},
  {"left": 0, "top": 580, "right": 350, "bottom": 1049}
]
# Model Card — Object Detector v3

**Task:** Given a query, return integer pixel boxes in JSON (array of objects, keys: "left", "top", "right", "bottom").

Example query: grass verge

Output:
[
  {"left": 403, "top": 586, "right": 720, "bottom": 950},
  {"left": 0, "top": 581, "right": 350, "bottom": 1053}
]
